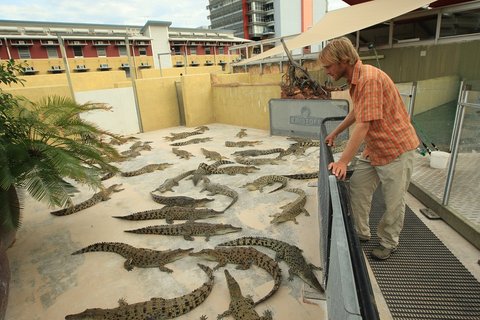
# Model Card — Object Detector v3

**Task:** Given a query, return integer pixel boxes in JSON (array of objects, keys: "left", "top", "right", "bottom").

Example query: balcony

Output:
[
  {"left": 74, "top": 65, "right": 89, "bottom": 72},
  {"left": 97, "top": 63, "right": 112, "bottom": 71},
  {"left": 47, "top": 65, "right": 64, "bottom": 74},
  {"left": 22, "top": 66, "right": 38, "bottom": 75}
]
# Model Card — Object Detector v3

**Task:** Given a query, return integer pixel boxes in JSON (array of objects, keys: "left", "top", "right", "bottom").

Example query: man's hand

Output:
[
  {"left": 328, "top": 161, "right": 348, "bottom": 180},
  {"left": 325, "top": 132, "right": 337, "bottom": 147}
]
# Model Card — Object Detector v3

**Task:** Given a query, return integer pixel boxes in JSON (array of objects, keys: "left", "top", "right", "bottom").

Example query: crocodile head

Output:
[
  {"left": 217, "top": 224, "right": 242, "bottom": 235},
  {"left": 65, "top": 308, "right": 107, "bottom": 319},
  {"left": 189, "top": 248, "right": 219, "bottom": 261},
  {"left": 224, "top": 269, "right": 243, "bottom": 297}
]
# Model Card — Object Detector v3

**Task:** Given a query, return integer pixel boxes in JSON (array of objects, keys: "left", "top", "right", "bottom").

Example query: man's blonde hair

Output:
[{"left": 319, "top": 37, "right": 360, "bottom": 66}]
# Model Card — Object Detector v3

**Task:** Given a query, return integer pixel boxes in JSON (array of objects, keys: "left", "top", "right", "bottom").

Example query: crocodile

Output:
[
  {"left": 170, "top": 137, "right": 212, "bottom": 146},
  {"left": 120, "top": 163, "right": 172, "bottom": 177},
  {"left": 125, "top": 222, "right": 242, "bottom": 241},
  {"left": 71, "top": 242, "right": 193, "bottom": 272},
  {"left": 108, "top": 135, "right": 139, "bottom": 145},
  {"left": 120, "top": 141, "right": 152, "bottom": 155},
  {"left": 234, "top": 156, "right": 283, "bottom": 166},
  {"left": 190, "top": 163, "right": 210, "bottom": 187},
  {"left": 113, "top": 206, "right": 223, "bottom": 224},
  {"left": 211, "top": 165, "right": 259, "bottom": 176},
  {"left": 115, "top": 149, "right": 141, "bottom": 162},
  {"left": 150, "top": 193, "right": 214, "bottom": 207},
  {"left": 241, "top": 175, "right": 288, "bottom": 193},
  {"left": 235, "top": 128, "right": 248, "bottom": 139},
  {"left": 194, "top": 125, "right": 210, "bottom": 132},
  {"left": 190, "top": 246, "right": 282, "bottom": 305},
  {"left": 190, "top": 160, "right": 234, "bottom": 186},
  {"left": 172, "top": 147, "right": 194, "bottom": 159},
  {"left": 164, "top": 130, "right": 203, "bottom": 142},
  {"left": 217, "top": 269, "right": 273, "bottom": 320},
  {"left": 200, "top": 177, "right": 239, "bottom": 211},
  {"left": 217, "top": 236, "right": 324, "bottom": 293},
  {"left": 270, "top": 188, "right": 309, "bottom": 224},
  {"left": 225, "top": 140, "right": 262, "bottom": 148},
  {"left": 65, "top": 263, "right": 214, "bottom": 320},
  {"left": 51, "top": 184, "right": 124, "bottom": 216},
  {"left": 286, "top": 136, "right": 317, "bottom": 143},
  {"left": 201, "top": 148, "right": 228, "bottom": 161},
  {"left": 232, "top": 148, "right": 285, "bottom": 157},
  {"left": 100, "top": 171, "right": 116, "bottom": 181},
  {"left": 282, "top": 172, "right": 318, "bottom": 180},
  {"left": 153, "top": 169, "right": 195, "bottom": 193}
]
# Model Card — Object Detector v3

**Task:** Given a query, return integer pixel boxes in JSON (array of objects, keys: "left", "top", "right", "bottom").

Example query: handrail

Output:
[{"left": 320, "top": 117, "right": 380, "bottom": 320}]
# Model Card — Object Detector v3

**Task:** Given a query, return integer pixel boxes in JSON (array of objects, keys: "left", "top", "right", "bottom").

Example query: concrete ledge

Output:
[{"left": 409, "top": 182, "right": 480, "bottom": 250}]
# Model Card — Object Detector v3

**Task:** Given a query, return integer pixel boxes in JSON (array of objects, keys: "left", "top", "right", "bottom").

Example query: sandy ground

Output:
[{"left": 5, "top": 123, "right": 327, "bottom": 320}]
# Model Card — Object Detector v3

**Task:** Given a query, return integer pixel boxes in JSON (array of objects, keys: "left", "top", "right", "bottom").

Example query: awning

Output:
[{"left": 236, "top": 0, "right": 433, "bottom": 65}]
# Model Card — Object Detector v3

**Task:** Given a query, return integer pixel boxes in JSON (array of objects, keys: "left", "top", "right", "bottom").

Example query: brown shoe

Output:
[{"left": 371, "top": 245, "right": 397, "bottom": 260}]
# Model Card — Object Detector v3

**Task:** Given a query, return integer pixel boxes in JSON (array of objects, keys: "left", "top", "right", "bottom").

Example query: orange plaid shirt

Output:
[{"left": 349, "top": 60, "right": 419, "bottom": 166}]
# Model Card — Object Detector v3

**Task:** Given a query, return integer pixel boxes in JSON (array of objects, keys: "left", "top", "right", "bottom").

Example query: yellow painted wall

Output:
[
  {"left": 414, "top": 75, "right": 460, "bottom": 114},
  {"left": 0, "top": 71, "right": 129, "bottom": 92},
  {"left": 71, "top": 71, "right": 129, "bottom": 91},
  {"left": 135, "top": 76, "right": 182, "bottom": 132},
  {"left": 182, "top": 74, "right": 214, "bottom": 127},
  {"left": 140, "top": 65, "right": 224, "bottom": 78},
  {"left": 211, "top": 73, "right": 250, "bottom": 85},
  {"left": 212, "top": 83, "right": 281, "bottom": 130},
  {"left": 3, "top": 85, "right": 70, "bottom": 103}
]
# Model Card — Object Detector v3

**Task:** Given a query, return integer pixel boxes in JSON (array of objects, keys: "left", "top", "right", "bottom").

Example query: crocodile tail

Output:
[
  {"left": 71, "top": 242, "right": 133, "bottom": 256},
  {"left": 113, "top": 209, "right": 164, "bottom": 221},
  {"left": 197, "top": 263, "right": 214, "bottom": 280}
]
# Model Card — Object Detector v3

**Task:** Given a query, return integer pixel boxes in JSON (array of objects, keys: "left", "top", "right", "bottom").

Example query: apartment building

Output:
[
  {"left": 0, "top": 20, "right": 248, "bottom": 76},
  {"left": 207, "top": 0, "right": 327, "bottom": 40}
]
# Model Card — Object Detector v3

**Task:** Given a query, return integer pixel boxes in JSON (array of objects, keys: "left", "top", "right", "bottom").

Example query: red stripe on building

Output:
[{"left": 242, "top": 0, "right": 249, "bottom": 39}]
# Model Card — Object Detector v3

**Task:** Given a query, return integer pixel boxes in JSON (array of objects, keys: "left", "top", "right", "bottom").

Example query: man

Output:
[{"left": 319, "top": 37, "right": 419, "bottom": 260}]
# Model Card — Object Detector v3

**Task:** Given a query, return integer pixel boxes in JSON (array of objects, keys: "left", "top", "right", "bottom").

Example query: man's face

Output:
[{"left": 323, "top": 61, "right": 347, "bottom": 81}]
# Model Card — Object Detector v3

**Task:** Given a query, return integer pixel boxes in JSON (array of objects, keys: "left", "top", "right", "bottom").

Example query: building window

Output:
[
  {"left": 218, "top": 47, "right": 224, "bottom": 54},
  {"left": 97, "top": 46, "right": 106, "bottom": 57},
  {"left": 118, "top": 46, "right": 127, "bottom": 56},
  {"left": 73, "top": 47, "right": 83, "bottom": 57},
  {"left": 190, "top": 47, "right": 197, "bottom": 55},
  {"left": 18, "top": 47, "right": 31, "bottom": 59},
  {"left": 139, "top": 47, "right": 147, "bottom": 56},
  {"left": 205, "top": 47, "right": 211, "bottom": 54},
  {"left": 46, "top": 47, "right": 59, "bottom": 58}
]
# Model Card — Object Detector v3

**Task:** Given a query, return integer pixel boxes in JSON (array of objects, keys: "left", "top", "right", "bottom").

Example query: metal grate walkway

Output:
[{"left": 361, "top": 190, "right": 480, "bottom": 320}]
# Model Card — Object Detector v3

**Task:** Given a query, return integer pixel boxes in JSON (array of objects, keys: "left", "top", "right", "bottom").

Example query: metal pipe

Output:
[
  {"left": 450, "top": 81, "right": 465, "bottom": 152},
  {"left": 57, "top": 35, "right": 75, "bottom": 101},
  {"left": 408, "top": 81, "right": 417, "bottom": 118},
  {"left": 443, "top": 87, "right": 469, "bottom": 206},
  {"left": 4, "top": 37, "right": 12, "bottom": 59},
  {"left": 125, "top": 35, "right": 144, "bottom": 133}
]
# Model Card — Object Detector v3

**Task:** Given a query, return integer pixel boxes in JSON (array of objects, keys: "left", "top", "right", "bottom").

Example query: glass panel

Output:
[
  {"left": 358, "top": 23, "right": 390, "bottom": 47},
  {"left": 73, "top": 47, "right": 83, "bottom": 58},
  {"left": 394, "top": 14, "right": 437, "bottom": 42},
  {"left": 447, "top": 90, "right": 480, "bottom": 227},
  {"left": 47, "top": 47, "right": 58, "bottom": 58},
  {"left": 440, "top": 9, "right": 480, "bottom": 38},
  {"left": 97, "top": 47, "right": 106, "bottom": 57},
  {"left": 18, "top": 47, "right": 31, "bottom": 59},
  {"left": 118, "top": 46, "right": 127, "bottom": 56}
]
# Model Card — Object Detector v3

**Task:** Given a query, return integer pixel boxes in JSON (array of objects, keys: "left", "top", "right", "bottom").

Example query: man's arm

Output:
[
  {"left": 329, "top": 121, "right": 370, "bottom": 180},
  {"left": 325, "top": 111, "right": 356, "bottom": 146}
]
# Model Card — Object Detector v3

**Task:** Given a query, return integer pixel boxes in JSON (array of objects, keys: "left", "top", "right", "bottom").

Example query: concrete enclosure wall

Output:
[
  {"left": 75, "top": 87, "right": 140, "bottom": 135},
  {"left": 135, "top": 76, "right": 182, "bottom": 132}
]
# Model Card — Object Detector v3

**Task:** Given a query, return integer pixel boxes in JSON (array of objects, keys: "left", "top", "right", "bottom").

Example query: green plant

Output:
[{"left": 0, "top": 60, "right": 121, "bottom": 231}]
